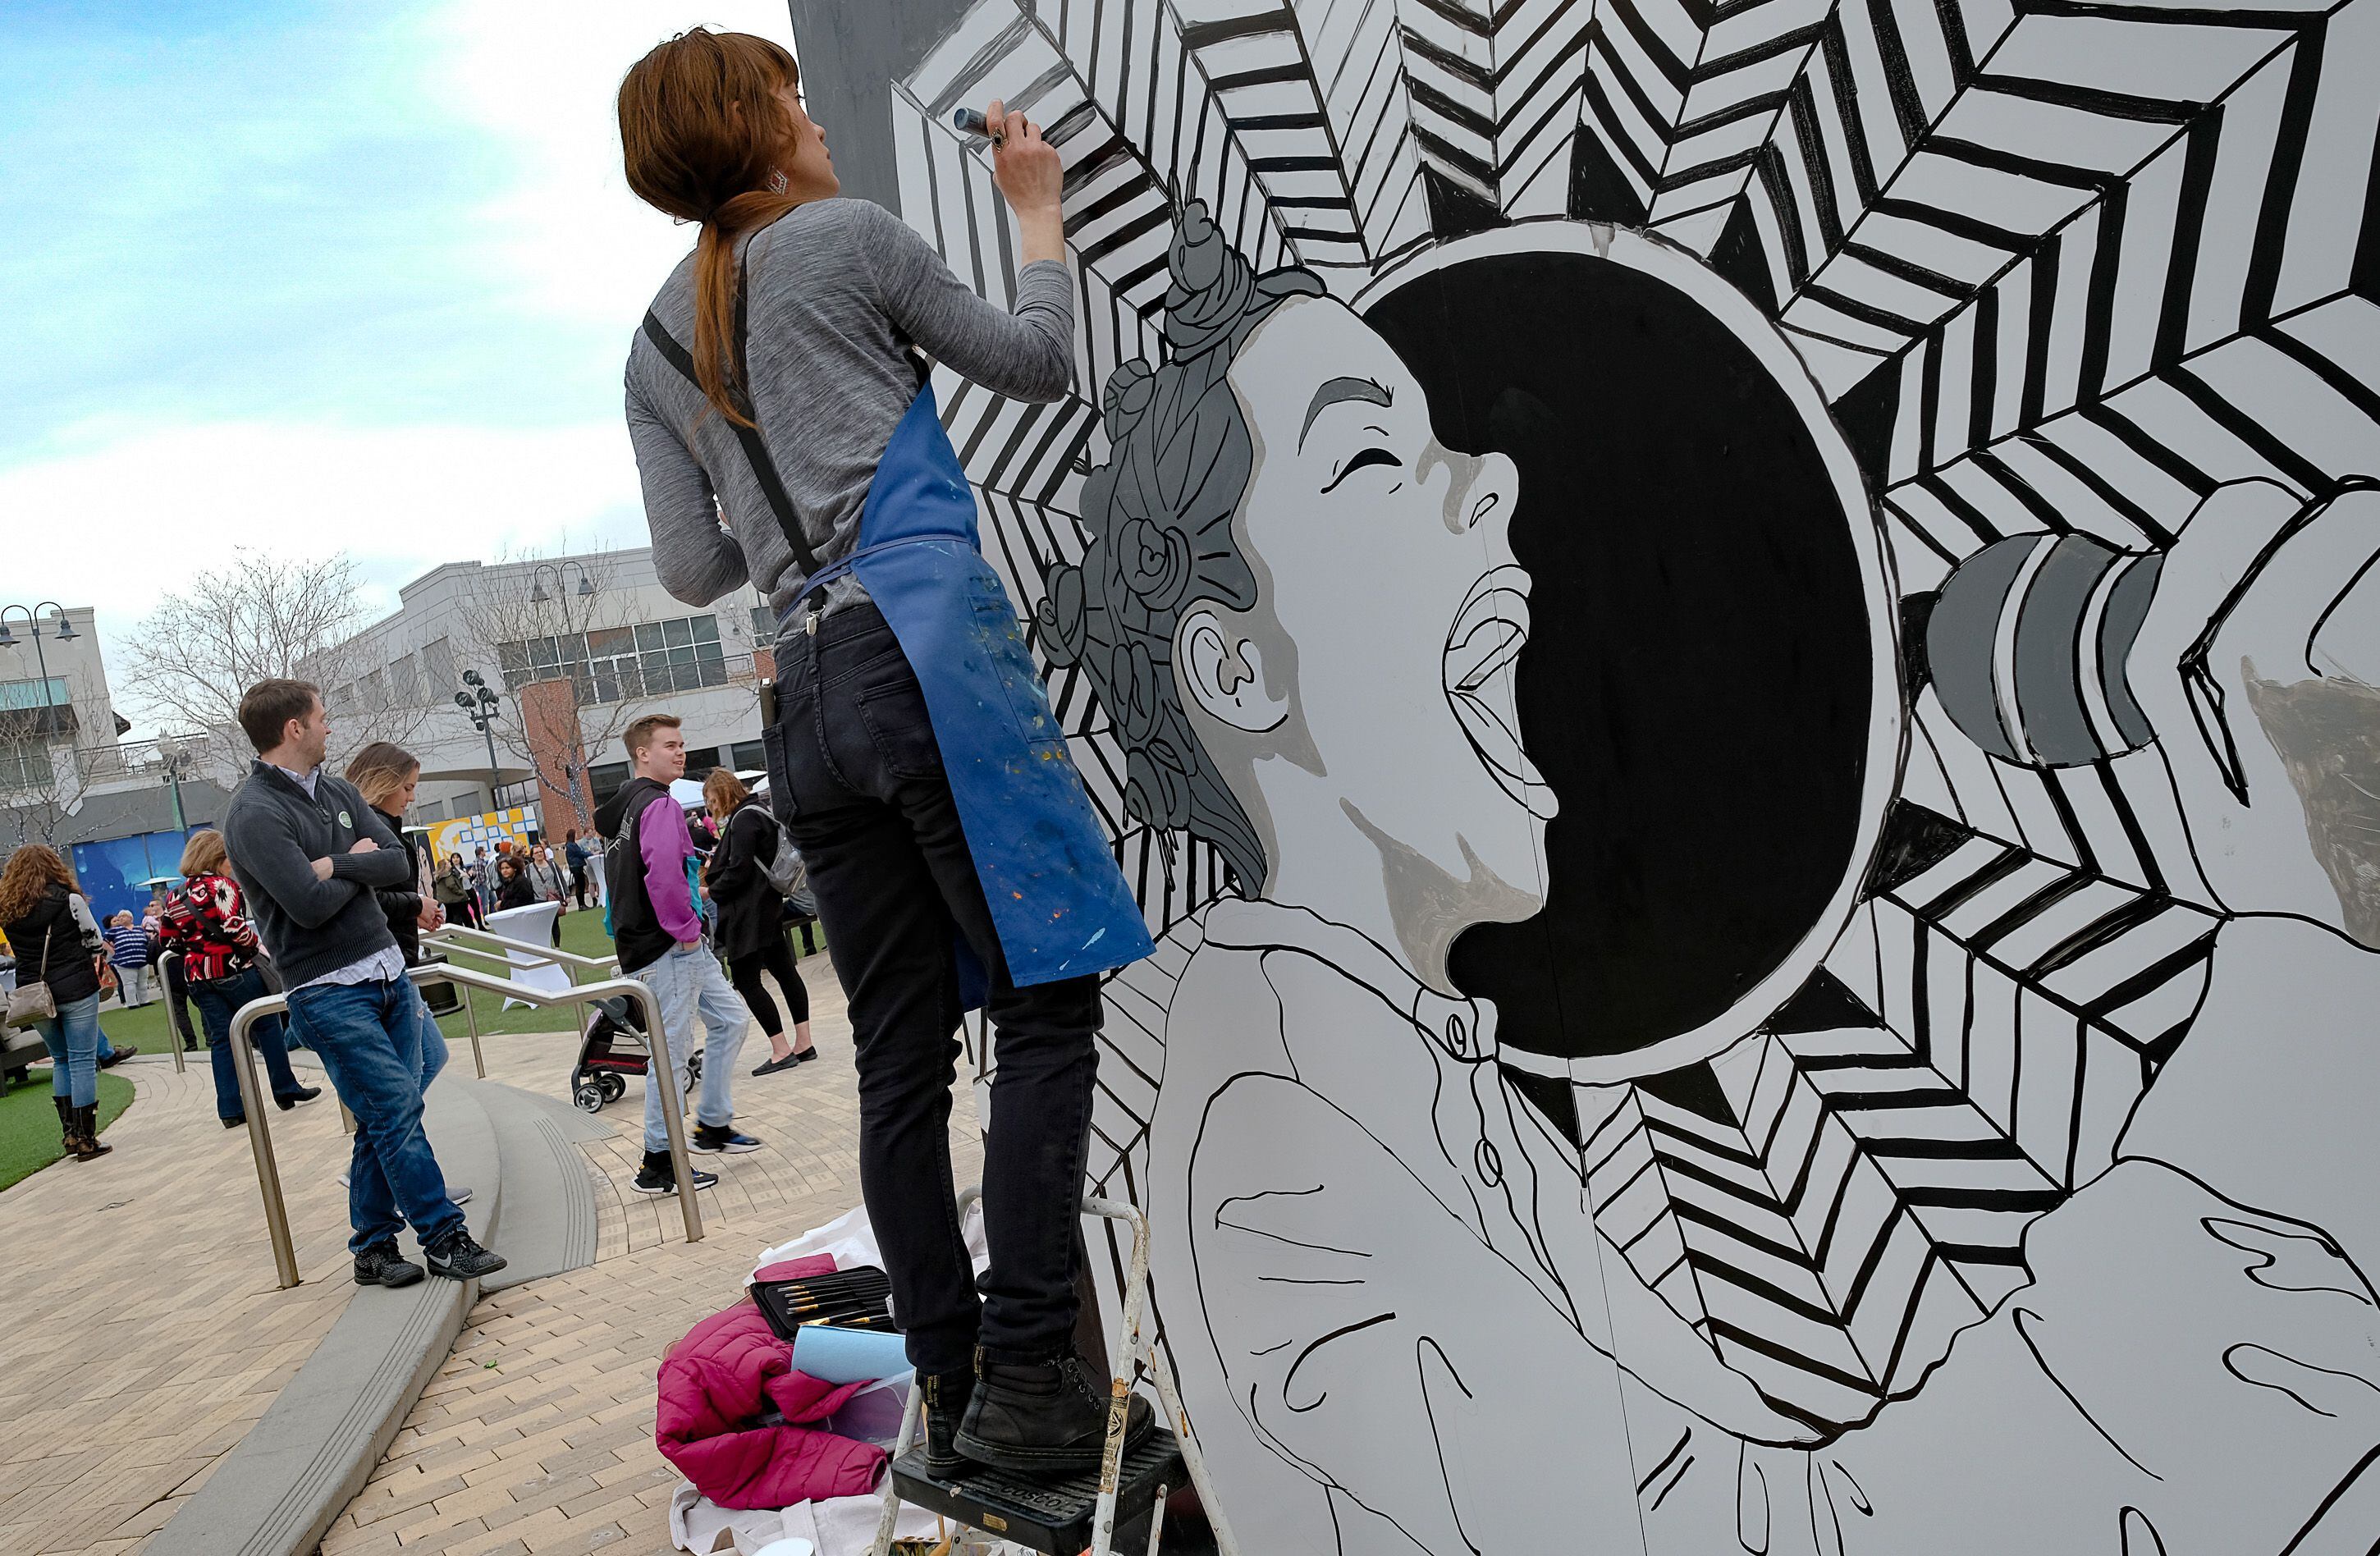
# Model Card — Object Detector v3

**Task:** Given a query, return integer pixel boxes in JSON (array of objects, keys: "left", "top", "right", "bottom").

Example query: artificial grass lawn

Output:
[{"left": 0, "top": 1069, "right": 135, "bottom": 1192}]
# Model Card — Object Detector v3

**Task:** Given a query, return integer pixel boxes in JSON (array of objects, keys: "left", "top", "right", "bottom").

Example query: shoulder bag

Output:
[{"left": 4, "top": 927, "right": 56, "bottom": 1029}]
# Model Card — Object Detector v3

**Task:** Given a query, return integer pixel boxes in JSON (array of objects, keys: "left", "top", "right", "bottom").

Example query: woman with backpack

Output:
[
  {"left": 0, "top": 844, "right": 117, "bottom": 1160},
  {"left": 702, "top": 769, "right": 814, "bottom": 1076}
]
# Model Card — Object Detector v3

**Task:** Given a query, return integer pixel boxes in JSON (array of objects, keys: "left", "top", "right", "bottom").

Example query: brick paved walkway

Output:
[
  {"left": 321, "top": 951, "right": 981, "bottom": 1556},
  {"left": 0, "top": 947, "right": 982, "bottom": 1556}
]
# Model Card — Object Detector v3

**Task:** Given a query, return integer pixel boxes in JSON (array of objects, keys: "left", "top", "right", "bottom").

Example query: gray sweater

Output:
[
  {"left": 222, "top": 762, "right": 412, "bottom": 986},
  {"left": 624, "top": 197, "right": 1076, "bottom": 616}
]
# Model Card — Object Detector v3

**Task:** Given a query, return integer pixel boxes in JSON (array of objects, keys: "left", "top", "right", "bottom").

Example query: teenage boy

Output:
[
  {"left": 592, "top": 713, "right": 760, "bottom": 1197},
  {"left": 222, "top": 678, "right": 505, "bottom": 1288}
]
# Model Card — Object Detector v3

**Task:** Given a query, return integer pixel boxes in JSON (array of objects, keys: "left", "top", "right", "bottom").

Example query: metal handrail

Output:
[
  {"left": 227, "top": 960, "right": 703, "bottom": 1289},
  {"left": 423, "top": 923, "right": 622, "bottom": 976},
  {"left": 154, "top": 950, "right": 188, "bottom": 1073}
]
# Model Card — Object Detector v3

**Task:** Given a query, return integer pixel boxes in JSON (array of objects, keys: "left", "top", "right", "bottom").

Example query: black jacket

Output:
[
  {"left": 704, "top": 802, "right": 783, "bottom": 963},
  {"left": 593, "top": 775, "right": 676, "bottom": 973},
  {"left": 2, "top": 883, "right": 104, "bottom": 1005},
  {"left": 496, "top": 872, "right": 536, "bottom": 911},
  {"left": 371, "top": 808, "right": 428, "bottom": 964}
]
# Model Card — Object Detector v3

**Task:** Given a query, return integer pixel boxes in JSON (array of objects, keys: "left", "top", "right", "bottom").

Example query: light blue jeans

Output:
[
  {"left": 412, "top": 987, "right": 449, "bottom": 1091},
  {"left": 34, "top": 991, "right": 103, "bottom": 1107},
  {"left": 286, "top": 977, "right": 465, "bottom": 1254},
  {"left": 635, "top": 942, "right": 747, "bottom": 1151}
]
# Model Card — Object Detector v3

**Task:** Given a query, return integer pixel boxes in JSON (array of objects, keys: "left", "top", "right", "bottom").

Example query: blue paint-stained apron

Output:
[
  {"left": 790, "top": 387, "right": 1156, "bottom": 991},
  {"left": 639, "top": 285, "right": 1151, "bottom": 993}
]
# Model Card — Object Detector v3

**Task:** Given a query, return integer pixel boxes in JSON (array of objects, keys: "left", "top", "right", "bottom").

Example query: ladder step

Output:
[{"left": 886, "top": 1428, "right": 1185, "bottom": 1555}]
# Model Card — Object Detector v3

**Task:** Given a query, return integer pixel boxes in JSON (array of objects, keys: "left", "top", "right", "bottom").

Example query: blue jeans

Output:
[
  {"left": 286, "top": 977, "right": 465, "bottom": 1254},
  {"left": 189, "top": 966, "right": 309, "bottom": 1122},
  {"left": 410, "top": 986, "right": 448, "bottom": 1091},
  {"left": 34, "top": 991, "right": 103, "bottom": 1107},
  {"left": 634, "top": 942, "right": 746, "bottom": 1151}
]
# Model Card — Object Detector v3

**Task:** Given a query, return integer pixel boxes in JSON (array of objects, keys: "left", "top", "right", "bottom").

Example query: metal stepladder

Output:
[{"left": 868, "top": 1191, "right": 1241, "bottom": 1556}]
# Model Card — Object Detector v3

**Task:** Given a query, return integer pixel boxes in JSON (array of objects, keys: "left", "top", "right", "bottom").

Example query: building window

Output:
[
  {"left": 0, "top": 677, "right": 67, "bottom": 712},
  {"left": 0, "top": 678, "right": 76, "bottom": 738},
  {"left": 749, "top": 604, "right": 777, "bottom": 647},
  {"left": 587, "top": 760, "right": 629, "bottom": 807},
  {"left": 415, "top": 798, "right": 446, "bottom": 822},
  {"left": 423, "top": 637, "right": 455, "bottom": 693},
  {"left": 730, "top": 739, "right": 767, "bottom": 773},
  {"left": 497, "top": 614, "right": 728, "bottom": 706},
  {"left": 361, "top": 668, "right": 387, "bottom": 712},
  {"left": 388, "top": 653, "right": 421, "bottom": 705},
  {"left": 0, "top": 740, "right": 55, "bottom": 793}
]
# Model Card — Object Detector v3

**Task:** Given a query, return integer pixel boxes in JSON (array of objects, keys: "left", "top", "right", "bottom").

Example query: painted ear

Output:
[{"left": 1177, "top": 605, "right": 1287, "bottom": 735}]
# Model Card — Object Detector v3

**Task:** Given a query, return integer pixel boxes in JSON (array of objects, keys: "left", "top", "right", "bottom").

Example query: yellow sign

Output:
[{"left": 427, "top": 807, "right": 538, "bottom": 863}]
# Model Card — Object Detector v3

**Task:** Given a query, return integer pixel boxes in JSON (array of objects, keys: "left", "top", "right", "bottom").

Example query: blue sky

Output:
[{"left": 0, "top": 0, "right": 797, "bottom": 723}]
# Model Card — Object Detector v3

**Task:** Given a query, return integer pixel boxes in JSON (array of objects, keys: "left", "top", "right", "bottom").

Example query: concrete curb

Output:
[
  {"left": 476, "top": 1082, "right": 606, "bottom": 1293},
  {"left": 153, "top": 1075, "right": 502, "bottom": 1556}
]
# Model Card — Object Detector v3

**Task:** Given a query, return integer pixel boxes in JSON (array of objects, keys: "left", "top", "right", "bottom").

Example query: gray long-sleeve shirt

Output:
[{"left": 625, "top": 197, "right": 1076, "bottom": 617}]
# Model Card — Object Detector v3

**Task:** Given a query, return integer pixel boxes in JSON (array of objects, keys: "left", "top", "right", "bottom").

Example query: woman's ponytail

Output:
[{"left": 618, "top": 28, "right": 805, "bottom": 428}]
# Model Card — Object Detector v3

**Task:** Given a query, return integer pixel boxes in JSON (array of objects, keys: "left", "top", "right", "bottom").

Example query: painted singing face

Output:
[{"left": 1214, "top": 295, "right": 1549, "bottom": 905}]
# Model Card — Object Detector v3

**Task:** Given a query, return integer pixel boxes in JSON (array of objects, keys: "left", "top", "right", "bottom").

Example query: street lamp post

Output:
[
  {"left": 0, "top": 601, "right": 79, "bottom": 725},
  {"left": 454, "top": 671, "right": 505, "bottom": 813},
  {"left": 0, "top": 602, "right": 80, "bottom": 837}
]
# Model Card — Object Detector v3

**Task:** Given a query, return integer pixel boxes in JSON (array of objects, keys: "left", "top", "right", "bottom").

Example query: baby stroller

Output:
[{"left": 569, "top": 993, "right": 702, "bottom": 1114}]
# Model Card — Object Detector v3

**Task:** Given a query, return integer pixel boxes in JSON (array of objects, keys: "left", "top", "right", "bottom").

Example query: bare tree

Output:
[
  {"left": 120, "top": 548, "right": 427, "bottom": 763},
  {"left": 454, "top": 552, "right": 642, "bottom": 837},
  {"left": 0, "top": 675, "right": 93, "bottom": 851}
]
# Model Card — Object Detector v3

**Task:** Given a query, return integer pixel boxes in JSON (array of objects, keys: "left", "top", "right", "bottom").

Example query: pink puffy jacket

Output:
[{"left": 655, "top": 1260, "right": 887, "bottom": 1510}]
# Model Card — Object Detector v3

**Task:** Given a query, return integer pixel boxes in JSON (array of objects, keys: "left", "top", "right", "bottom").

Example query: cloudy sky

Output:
[{"left": 0, "top": 0, "right": 798, "bottom": 728}]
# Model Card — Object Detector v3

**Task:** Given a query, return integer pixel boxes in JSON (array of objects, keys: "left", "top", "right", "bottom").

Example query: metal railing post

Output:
[
  {"left": 223, "top": 959, "right": 699, "bottom": 1291},
  {"left": 227, "top": 997, "right": 301, "bottom": 1290},
  {"left": 158, "top": 950, "right": 186, "bottom": 1073},
  {"left": 461, "top": 982, "right": 485, "bottom": 1078},
  {"left": 625, "top": 976, "right": 703, "bottom": 1245}
]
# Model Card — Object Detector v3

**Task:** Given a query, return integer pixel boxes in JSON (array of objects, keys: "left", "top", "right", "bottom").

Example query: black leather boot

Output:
[
  {"left": 954, "top": 1352, "right": 1155, "bottom": 1477},
  {"left": 919, "top": 1367, "right": 977, "bottom": 1477},
  {"left": 71, "top": 1103, "right": 111, "bottom": 1160},
  {"left": 53, "top": 1096, "right": 73, "bottom": 1152}
]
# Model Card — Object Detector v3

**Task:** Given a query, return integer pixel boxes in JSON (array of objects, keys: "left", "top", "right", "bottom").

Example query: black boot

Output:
[
  {"left": 954, "top": 1352, "right": 1156, "bottom": 1477},
  {"left": 919, "top": 1367, "right": 977, "bottom": 1477},
  {"left": 71, "top": 1103, "right": 112, "bottom": 1160},
  {"left": 53, "top": 1096, "right": 73, "bottom": 1153}
]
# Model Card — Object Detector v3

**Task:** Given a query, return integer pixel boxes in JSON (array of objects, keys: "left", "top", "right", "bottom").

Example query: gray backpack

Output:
[{"left": 753, "top": 809, "right": 814, "bottom": 915}]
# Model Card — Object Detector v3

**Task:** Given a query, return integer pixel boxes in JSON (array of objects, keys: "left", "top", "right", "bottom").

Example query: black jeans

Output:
[
  {"left": 728, "top": 931, "right": 811, "bottom": 1033},
  {"left": 771, "top": 602, "right": 1103, "bottom": 1375}
]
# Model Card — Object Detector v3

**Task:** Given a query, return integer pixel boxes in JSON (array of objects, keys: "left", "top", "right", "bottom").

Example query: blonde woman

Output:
[
  {"left": 344, "top": 744, "right": 473, "bottom": 1210},
  {"left": 702, "top": 768, "right": 815, "bottom": 1075}
]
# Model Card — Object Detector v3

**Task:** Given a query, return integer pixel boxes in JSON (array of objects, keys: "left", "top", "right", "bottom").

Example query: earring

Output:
[{"left": 767, "top": 169, "right": 790, "bottom": 194}]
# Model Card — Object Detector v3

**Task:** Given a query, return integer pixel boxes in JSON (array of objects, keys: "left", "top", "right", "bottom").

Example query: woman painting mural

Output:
[{"left": 614, "top": 27, "right": 1154, "bottom": 1479}]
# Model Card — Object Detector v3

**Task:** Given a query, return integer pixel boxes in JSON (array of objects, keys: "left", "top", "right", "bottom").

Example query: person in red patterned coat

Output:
[{"left": 157, "top": 829, "right": 321, "bottom": 1127}]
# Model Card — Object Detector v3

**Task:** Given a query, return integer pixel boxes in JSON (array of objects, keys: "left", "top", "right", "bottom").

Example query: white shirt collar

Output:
[{"left": 269, "top": 761, "right": 319, "bottom": 799}]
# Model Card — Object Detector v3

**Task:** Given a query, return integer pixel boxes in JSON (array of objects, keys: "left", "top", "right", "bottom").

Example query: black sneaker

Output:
[
  {"left": 423, "top": 1228, "right": 507, "bottom": 1281},
  {"left": 97, "top": 1044, "right": 135, "bottom": 1069},
  {"left": 632, "top": 1150, "right": 717, "bottom": 1196},
  {"left": 274, "top": 1085, "right": 323, "bottom": 1110},
  {"left": 689, "top": 1124, "right": 763, "bottom": 1154},
  {"left": 354, "top": 1241, "right": 425, "bottom": 1288},
  {"left": 955, "top": 1352, "right": 1156, "bottom": 1476},
  {"left": 920, "top": 1368, "right": 978, "bottom": 1477}
]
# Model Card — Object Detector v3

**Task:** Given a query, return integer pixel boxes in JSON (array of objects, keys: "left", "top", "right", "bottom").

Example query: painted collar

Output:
[{"left": 1199, "top": 895, "right": 1498, "bottom": 1063}]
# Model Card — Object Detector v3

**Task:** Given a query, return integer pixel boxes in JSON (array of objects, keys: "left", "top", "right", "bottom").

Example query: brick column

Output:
[{"left": 518, "top": 677, "right": 588, "bottom": 841}]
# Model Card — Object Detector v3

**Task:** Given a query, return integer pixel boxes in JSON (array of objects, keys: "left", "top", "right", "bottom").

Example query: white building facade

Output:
[{"left": 314, "top": 549, "right": 782, "bottom": 834}]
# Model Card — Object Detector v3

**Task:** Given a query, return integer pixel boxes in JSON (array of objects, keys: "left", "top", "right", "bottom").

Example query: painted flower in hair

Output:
[
  {"left": 1163, "top": 201, "right": 1256, "bottom": 359},
  {"left": 1037, "top": 563, "right": 1089, "bottom": 668},
  {"left": 1117, "top": 518, "right": 1195, "bottom": 613}
]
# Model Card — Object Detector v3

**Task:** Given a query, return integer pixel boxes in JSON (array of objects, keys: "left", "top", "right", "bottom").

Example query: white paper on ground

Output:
[{"left": 671, "top": 1480, "right": 948, "bottom": 1555}]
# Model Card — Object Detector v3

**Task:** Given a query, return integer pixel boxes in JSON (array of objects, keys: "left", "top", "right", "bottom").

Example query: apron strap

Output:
[{"left": 639, "top": 272, "right": 823, "bottom": 579}]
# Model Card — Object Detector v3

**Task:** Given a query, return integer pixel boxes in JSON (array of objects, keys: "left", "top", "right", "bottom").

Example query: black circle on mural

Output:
[{"left": 1364, "top": 248, "right": 1875, "bottom": 1061}]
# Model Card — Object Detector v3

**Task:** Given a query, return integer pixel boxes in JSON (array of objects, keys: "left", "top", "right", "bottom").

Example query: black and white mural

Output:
[{"left": 791, "top": 0, "right": 2380, "bottom": 1548}]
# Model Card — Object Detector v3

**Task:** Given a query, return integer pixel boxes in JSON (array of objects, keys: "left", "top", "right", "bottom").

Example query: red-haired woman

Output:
[
  {"left": 616, "top": 29, "right": 1155, "bottom": 1476},
  {"left": 0, "top": 844, "right": 115, "bottom": 1160}
]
